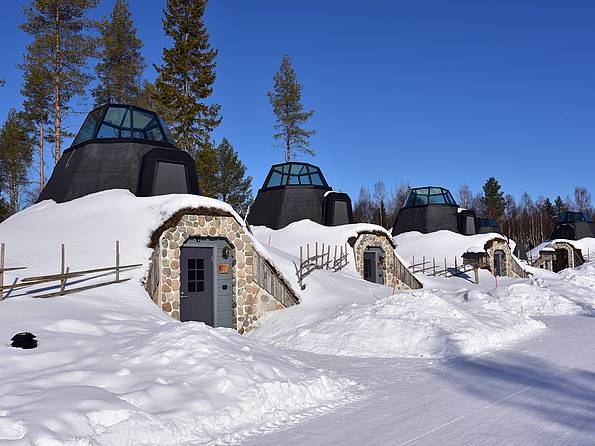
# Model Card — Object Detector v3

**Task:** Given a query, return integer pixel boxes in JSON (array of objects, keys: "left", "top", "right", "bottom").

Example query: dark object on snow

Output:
[
  {"left": 246, "top": 162, "right": 353, "bottom": 229},
  {"left": 550, "top": 212, "right": 595, "bottom": 241},
  {"left": 38, "top": 104, "right": 200, "bottom": 204},
  {"left": 10, "top": 332, "right": 38, "bottom": 349},
  {"left": 391, "top": 186, "right": 502, "bottom": 236}
]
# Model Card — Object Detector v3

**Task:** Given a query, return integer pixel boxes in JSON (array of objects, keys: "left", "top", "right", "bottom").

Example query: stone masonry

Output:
[
  {"left": 352, "top": 232, "right": 409, "bottom": 290},
  {"left": 148, "top": 213, "right": 293, "bottom": 333}
]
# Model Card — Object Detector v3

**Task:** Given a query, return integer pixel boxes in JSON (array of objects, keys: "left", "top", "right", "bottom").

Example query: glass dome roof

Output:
[
  {"left": 262, "top": 162, "right": 329, "bottom": 189},
  {"left": 72, "top": 104, "right": 176, "bottom": 147},
  {"left": 404, "top": 186, "right": 457, "bottom": 207},
  {"left": 559, "top": 211, "right": 591, "bottom": 223}
]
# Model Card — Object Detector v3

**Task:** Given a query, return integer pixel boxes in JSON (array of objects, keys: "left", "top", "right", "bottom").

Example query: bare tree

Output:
[{"left": 574, "top": 186, "right": 592, "bottom": 214}]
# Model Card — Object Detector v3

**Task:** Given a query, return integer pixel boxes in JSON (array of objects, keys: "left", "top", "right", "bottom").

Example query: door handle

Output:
[{"left": 180, "top": 292, "right": 187, "bottom": 299}]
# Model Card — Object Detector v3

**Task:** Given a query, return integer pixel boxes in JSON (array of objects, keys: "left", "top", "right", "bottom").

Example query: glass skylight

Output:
[
  {"left": 404, "top": 187, "right": 457, "bottom": 207},
  {"left": 72, "top": 104, "right": 176, "bottom": 147},
  {"left": 262, "top": 162, "right": 328, "bottom": 189}
]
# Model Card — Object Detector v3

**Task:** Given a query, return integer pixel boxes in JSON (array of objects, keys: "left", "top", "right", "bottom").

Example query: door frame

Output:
[
  {"left": 180, "top": 236, "right": 236, "bottom": 327},
  {"left": 180, "top": 245, "right": 216, "bottom": 325}
]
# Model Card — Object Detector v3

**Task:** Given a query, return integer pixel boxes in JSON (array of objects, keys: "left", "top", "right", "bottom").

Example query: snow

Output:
[
  {"left": 393, "top": 230, "right": 515, "bottom": 266},
  {"left": 3, "top": 191, "right": 595, "bottom": 444},
  {"left": 529, "top": 237, "right": 595, "bottom": 263},
  {"left": 0, "top": 191, "right": 354, "bottom": 445},
  {"left": 250, "top": 222, "right": 546, "bottom": 359}
]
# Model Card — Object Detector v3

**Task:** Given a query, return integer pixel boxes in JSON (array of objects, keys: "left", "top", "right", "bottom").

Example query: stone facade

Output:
[
  {"left": 147, "top": 212, "right": 295, "bottom": 333},
  {"left": 351, "top": 232, "right": 410, "bottom": 290},
  {"left": 484, "top": 237, "right": 528, "bottom": 278},
  {"left": 535, "top": 241, "right": 583, "bottom": 271}
]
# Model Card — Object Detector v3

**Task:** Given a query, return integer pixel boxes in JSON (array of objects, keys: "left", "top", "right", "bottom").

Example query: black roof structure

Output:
[
  {"left": 246, "top": 162, "right": 353, "bottom": 229},
  {"left": 550, "top": 212, "right": 595, "bottom": 240},
  {"left": 38, "top": 104, "right": 199, "bottom": 203},
  {"left": 391, "top": 186, "right": 502, "bottom": 236}
]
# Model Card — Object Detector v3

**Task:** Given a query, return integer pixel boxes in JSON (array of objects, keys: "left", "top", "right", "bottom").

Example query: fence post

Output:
[
  {"left": 454, "top": 256, "right": 458, "bottom": 272},
  {"left": 422, "top": 256, "right": 425, "bottom": 274},
  {"left": 0, "top": 243, "right": 4, "bottom": 301},
  {"left": 444, "top": 257, "right": 447, "bottom": 276},
  {"left": 433, "top": 258, "right": 436, "bottom": 276},
  {"left": 474, "top": 266, "right": 480, "bottom": 284},
  {"left": 334, "top": 245, "right": 338, "bottom": 269},
  {"left": 412, "top": 256, "right": 415, "bottom": 273},
  {"left": 326, "top": 245, "right": 331, "bottom": 268},
  {"left": 115, "top": 240, "right": 120, "bottom": 282},
  {"left": 60, "top": 243, "right": 66, "bottom": 295}
]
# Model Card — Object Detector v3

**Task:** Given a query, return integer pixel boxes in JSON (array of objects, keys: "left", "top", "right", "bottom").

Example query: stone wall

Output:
[
  {"left": 352, "top": 232, "right": 410, "bottom": 290},
  {"left": 148, "top": 213, "right": 294, "bottom": 333},
  {"left": 484, "top": 238, "right": 517, "bottom": 277}
]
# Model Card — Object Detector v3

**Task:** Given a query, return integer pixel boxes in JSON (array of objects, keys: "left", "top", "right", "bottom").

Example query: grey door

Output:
[
  {"left": 494, "top": 250, "right": 505, "bottom": 276},
  {"left": 364, "top": 250, "right": 378, "bottom": 283},
  {"left": 180, "top": 246, "right": 214, "bottom": 325}
]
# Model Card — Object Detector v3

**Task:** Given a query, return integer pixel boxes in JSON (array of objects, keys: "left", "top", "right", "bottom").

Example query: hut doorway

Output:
[
  {"left": 180, "top": 246, "right": 214, "bottom": 325},
  {"left": 493, "top": 250, "right": 506, "bottom": 276},
  {"left": 553, "top": 249, "right": 569, "bottom": 273},
  {"left": 180, "top": 237, "right": 235, "bottom": 328},
  {"left": 363, "top": 247, "right": 385, "bottom": 285}
]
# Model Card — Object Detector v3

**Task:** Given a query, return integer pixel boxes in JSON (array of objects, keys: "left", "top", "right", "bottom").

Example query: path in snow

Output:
[{"left": 244, "top": 316, "right": 595, "bottom": 446}]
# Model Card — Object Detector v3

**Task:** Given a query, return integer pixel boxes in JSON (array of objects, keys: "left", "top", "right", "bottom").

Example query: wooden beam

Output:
[
  {"left": 21, "top": 263, "right": 142, "bottom": 282},
  {"left": 33, "top": 278, "right": 131, "bottom": 299}
]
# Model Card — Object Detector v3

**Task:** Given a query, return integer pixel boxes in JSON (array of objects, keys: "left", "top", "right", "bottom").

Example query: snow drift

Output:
[{"left": 0, "top": 191, "right": 354, "bottom": 445}]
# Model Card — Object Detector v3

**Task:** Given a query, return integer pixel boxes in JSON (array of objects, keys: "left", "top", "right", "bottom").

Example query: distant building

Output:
[
  {"left": 38, "top": 104, "right": 199, "bottom": 203},
  {"left": 246, "top": 162, "right": 353, "bottom": 230},
  {"left": 391, "top": 186, "right": 503, "bottom": 237},
  {"left": 550, "top": 212, "right": 595, "bottom": 241}
]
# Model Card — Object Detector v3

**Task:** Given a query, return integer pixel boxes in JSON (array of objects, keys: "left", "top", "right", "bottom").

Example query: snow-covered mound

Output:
[
  {"left": 252, "top": 283, "right": 544, "bottom": 358},
  {"left": 0, "top": 191, "right": 354, "bottom": 444},
  {"left": 529, "top": 238, "right": 595, "bottom": 263},
  {"left": 393, "top": 230, "right": 515, "bottom": 266},
  {"left": 249, "top": 223, "right": 544, "bottom": 358},
  {"left": 252, "top": 219, "right": 397, "bottom": 275},
  {"left": 0, "top": 284, "right": 353, "bottom": 445}
]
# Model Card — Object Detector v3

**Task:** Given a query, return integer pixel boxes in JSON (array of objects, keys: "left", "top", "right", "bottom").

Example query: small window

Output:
[
  {"left": 72, "top": 108, "right": 103, "bottom": 145},
  {"left": 153, "top": 162, "right": 188, "bottom": 195},
  {"left": 332, "top": 200, "right": 350, "bottom": 225}
]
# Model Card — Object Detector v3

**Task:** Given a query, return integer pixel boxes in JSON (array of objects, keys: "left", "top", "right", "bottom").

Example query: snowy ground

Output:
[
  {"left": 243, "top": 315, "right": 595, "bottom": 446},
  {"left": 2, "top": 194, "right": 595, "bottom": 444}
]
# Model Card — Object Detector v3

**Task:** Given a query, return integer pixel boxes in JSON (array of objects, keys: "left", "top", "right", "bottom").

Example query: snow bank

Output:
[
  {"left": 252, "top": 284, "right": 544, "bottom": 358},
  {"left": 0, "top": 191, "right": 354, "bottom": 444},
  {"left": 393, "top": 230, "right": 514, "bottom": 266},
  {"left": 0, "top": 284, "right": 354, "bottom": 445},
  {"left": 529, "top": 238, "right": 595, "bottom": 263}
]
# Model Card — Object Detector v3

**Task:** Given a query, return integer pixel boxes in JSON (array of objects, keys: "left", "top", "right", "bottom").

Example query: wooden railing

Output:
[
  {"left": 295, "top": 242, "right": 349, "bottom": 289},
  {"left": 511, "top": 257, "right": 531, "bottom": 278},
  {"left": 392, "top": 254, "right": 424, "bottom": 289},
  {"left": 0, "top": 241, "right": 141, "bottom": 300},
  {"left": 410, "top": 255, "right": 473, "bottom": 278},
  {"left": 253, "top": 249, "right": 298, "bottom": 307}
]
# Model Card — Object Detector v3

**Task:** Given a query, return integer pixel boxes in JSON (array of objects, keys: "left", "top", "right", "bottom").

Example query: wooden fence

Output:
[
  {"left": 410, "top": 255, "right": 474, "bottom": 278},
  {"left": 392, "top": 254, "right": 424, "bottom": 289},
  {"left": 253, "top": 249, "right": 299, "bottom": 307},
  {"left": 295, "top": 242, "right": 349, "bottom": 289},
  {"left": 0, "top": 241, "right": 141, "bottom": 301}
]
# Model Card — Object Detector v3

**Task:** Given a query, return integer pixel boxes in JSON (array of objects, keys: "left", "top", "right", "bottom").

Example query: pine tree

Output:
[
  {"left": 215, "top": 138, "right": 253, "bottom": 216},
  {"left": 154, "top": 0, "right": 221, "bottom": 153},
  {"left": 19, "top": 48, "right": 52, "bottom": 192},
  {"left": 20, "top": 0, "right": 97, "bottom": 164},
  {"left": 554, "top": 195, "right": 566, "bottom": 218},
  {"left": 0, "top": 110, "right": 34, "bottom": 215},
  {"left": 195, "top": 141, "right": 219, "bottom": 198},
  {"left": 482, "top": 177, "right": 505, "bottom": 221},
  {"left": 93, "top": 0, "right": 145, "bottom": 106},
  {"left": 542, "top": 197, "right": 555, "bottom": 219},
  {"left": 268, "top": 55, "right": 316, "bottom": 161}
]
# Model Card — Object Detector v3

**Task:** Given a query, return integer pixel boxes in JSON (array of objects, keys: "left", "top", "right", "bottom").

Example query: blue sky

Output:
[{"left": 1, "top": 0, "right": 595, "bottom": 203}]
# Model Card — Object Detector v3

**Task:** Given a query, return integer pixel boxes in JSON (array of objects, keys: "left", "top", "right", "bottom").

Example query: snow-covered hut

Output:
[
  {"left": 391, "top": 186, "right": 503, "bottom": 237},
  {"left": 246, "top": 162, "right": 353, "bottom": 230},
  {"left": 38, "top": 104, "right": 199, "bottom": 203}
]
